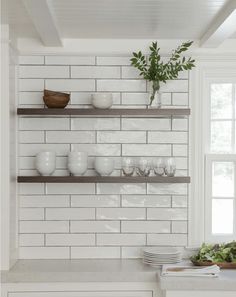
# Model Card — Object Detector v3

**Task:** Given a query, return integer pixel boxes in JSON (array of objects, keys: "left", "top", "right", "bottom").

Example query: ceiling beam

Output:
[
  {"left": 22, "top": 0, "right": 62, "bottom": 46},
  {"left": 200, "top": 0, "right": 236, "bottom": 48}
]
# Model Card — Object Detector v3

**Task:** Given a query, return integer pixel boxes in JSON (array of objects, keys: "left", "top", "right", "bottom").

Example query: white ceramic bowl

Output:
[
  {"left": 36, "top": 151, "right": 56, "bottom": 162},
  {"left": 36, "top": 162, "right": 55, "bottom": 176},
  {"left": 91, "top": 93, "right": 113, "bottom": 109},
  {"left": 35, "top": 151, "right": 56, "bottom": 176},
  {"left": 94, "top": 157, "right": 114, "bottom": 176},
  {"left": 68, "top": 151, "right": 87, "bottom": 161},
  {"left": 68, "top": 162, "right": 87, "bottom": 176}
]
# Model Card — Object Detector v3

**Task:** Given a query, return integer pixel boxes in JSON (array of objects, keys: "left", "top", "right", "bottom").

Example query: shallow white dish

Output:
[{"left": 143, "top": 247, "right": 180, "bottom": 254}]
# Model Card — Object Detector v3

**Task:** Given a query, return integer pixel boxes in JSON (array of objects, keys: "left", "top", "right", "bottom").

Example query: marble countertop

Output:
[
  {"left": 1, "top": 259, "right": 236, "bottom": 291},
  {"left": 1, "top": 259, "right": 159, "bottom": 283},
  {"left": 157, "top": 262, "right": 236, "bottom": 291}
]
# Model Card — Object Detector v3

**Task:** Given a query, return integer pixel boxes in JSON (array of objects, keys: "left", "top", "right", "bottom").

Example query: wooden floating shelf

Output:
[
  {"left": 17, "top": 176, "right": 190, "bottom": 183},
  {"left": 17, "top": 108, "right": 190, "bottom": 117}
]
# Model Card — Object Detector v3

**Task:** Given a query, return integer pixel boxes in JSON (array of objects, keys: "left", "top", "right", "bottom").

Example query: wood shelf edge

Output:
[
  {"left": 17, "top": 108, "right": 190, "bottom": 116},
  {"left": 17, "top": 176, "right": 191, "bottom": 183}
]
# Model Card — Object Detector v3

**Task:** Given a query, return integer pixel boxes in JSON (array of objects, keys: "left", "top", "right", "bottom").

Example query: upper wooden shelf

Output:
[
  {"left": 17, "top": 108, "right": 190, "bottom": 117},
  {"left": 17, "top": 176, "right": 190, "bottom": 183}
]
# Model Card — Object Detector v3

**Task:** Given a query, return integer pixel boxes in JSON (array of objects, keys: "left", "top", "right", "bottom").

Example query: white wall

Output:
[{"left": 17, "top": 54, "right": 189, "bottom": 259}]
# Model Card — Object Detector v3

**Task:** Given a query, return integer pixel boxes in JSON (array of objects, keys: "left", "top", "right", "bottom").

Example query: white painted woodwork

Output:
[
  {"left": 7, "top": 0, "right": 229, "bottom": 40},
  {"left": 22, "top": 0, "right": 62, "bottom": 46},
  {"left": 200, "top": 0, "right": 236, "bottom": 47},
  {"left": 0, "top": 24, "right": 19, "bottom": 270}
]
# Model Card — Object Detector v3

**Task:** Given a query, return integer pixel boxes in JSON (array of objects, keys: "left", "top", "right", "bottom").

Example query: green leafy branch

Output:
[{"left": 130, "top": 41, "right": 195, "bottom": 83}]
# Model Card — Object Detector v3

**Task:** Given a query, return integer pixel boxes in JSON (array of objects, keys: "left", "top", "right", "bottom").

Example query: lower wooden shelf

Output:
[{"left": 17, "top": 176, "right": 190, "bottom": 183}]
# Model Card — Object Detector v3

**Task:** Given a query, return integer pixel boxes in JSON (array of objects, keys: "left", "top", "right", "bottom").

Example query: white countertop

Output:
[
  {"left": 1, "top": 259, "right": 159, "bottom": 283},
  {"left": 1, "top": 259, "right": 236, "bottom": 291},
  {"left": 157, "top": 262, "right": 236, "bottom": 291}
]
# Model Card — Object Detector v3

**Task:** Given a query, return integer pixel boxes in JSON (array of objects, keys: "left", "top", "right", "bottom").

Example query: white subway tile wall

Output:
[{"left": 18, "top": 55, "right": 189, "bottom": 259}]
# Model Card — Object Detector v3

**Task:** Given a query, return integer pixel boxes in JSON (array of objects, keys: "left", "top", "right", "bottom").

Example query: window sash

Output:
[{"left": 205, "top": 154, "right": 236, "bottom": 243}]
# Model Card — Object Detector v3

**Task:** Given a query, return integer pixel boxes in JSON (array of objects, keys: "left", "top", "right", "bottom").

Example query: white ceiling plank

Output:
[
  {"left": 22, "top": 0, "right": 62, "bottom": 46},
  {"left": 200, "top": 0, "right": 236, "bottom": 48}
]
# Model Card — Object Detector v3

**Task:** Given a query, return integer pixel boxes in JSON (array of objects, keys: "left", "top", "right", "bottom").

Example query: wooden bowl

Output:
[
  {"left": 44, "top": 89, "right": 69, "bottom": 97},
  {"left": 192, "top": 260, "right": 236, "bottom": 269},
  {"left": 43, "top": 95, "right": 70, "bottom": 108},
  {"left": 43, "top": 89, "right": 70, "bottom": 108}
]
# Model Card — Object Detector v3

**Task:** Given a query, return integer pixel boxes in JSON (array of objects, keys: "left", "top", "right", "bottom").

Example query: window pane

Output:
[
  {"left": 211, "top": 84, "right": 232, "bottom": 119},
  {"left": 212, "top": 199, "right": 234, "bottom": 234},
  {"left": 212, "top": 162, "right": 234, "bottom": 197},
  {"left": 211, "top": 121, "right": 232, "bottom": 153}
]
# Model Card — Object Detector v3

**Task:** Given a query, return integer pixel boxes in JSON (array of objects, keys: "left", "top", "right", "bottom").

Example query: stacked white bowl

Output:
[
  {"left": 36, "top": 151, "right": 56, "bottom": 176},
  {"left": 68, "top": 151, "right": 87, "bottom": 176},
  {"left": 142, "top": 247, "right": 182, "bottom": 267},
  {"left": 94, "top": 157, "right": 114, "bottom": 176}
]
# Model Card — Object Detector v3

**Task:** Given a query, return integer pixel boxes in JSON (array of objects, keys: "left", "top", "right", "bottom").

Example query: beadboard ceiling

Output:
[{"left": 5, "top": 0, "right": 236, "bottom": 46}]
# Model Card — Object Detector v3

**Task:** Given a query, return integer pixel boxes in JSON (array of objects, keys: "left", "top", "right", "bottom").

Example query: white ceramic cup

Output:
[
  {"left": 94, "top": 157, "right": 114, "bottom": 176},
  {"left": 91, "top": 93, "right": 113, "bottom": 109},
  {"left": 35, "top": 151, "right": 56, "bottom": 176},
  {"left": 68, "top": 162, "right": 87, "bottom": 176}
]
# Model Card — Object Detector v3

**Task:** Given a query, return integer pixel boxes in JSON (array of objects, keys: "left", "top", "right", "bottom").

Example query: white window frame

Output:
[
  {"left": 189, "top": 60, "right": 236, "bottom": 246},
  {"left": 205, "top": 154, "right": 236, "bottom": 243}
]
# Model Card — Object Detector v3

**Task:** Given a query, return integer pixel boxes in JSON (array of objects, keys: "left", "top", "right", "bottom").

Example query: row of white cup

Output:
[
  {"left": 35, "top": 151, "right": 115, "bottom": 176},
  {"left": 35, "top": 151, "right": 176, "bottom": 177}
]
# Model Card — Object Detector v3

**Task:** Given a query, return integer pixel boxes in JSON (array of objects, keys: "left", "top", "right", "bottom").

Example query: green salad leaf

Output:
[{"left": 191, "top": 241, "right": 236, "bottom": 263}]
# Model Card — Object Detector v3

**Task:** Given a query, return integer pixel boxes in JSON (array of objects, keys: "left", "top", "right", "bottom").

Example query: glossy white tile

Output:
[
  {"left": 147, "top": 183, "right": 188, "bottom": 195},
  {"left": 46, "top": 208, "right": 95, "bottom": 220},
  {"left": 19, "top": 247, "right": 69, "bottom": 259},
  {"left": 45, "top": 56, "right": 95, "bottom": 65},
  {"left": 97, "top": 183, "right": 146, "bottom": 195},
  {"left": 46, "top": 183, "right": 95, "bottom": 195},
  {"left": 45, "top": 79, "right": 95, "bottom": 92},
  {"left": 19, "top": 66, "right": 69, "bottom": 78},
  {"left": 46, "top": 234, "right": 95, "bottom": 246},
  {"left": 71, "top": 195, "right": 120, "bottom": 207},
  {"left": 122, "top": 195, "right": 171, "bottom": 207},
  {"left": 122, "top": 221, "right": 170, "bottom": 233},
  {"left": 97, "top": 234, "right": 146, "bottom": 246},
  {"left": 147, "top": 234, "right": 187, "bottom": 246},
  {"left": 97, "top": 79, "right": 146, "bottom": 92},
  {"left": 71, "top": 118, "right": 120, "bottom": 130},
  {"left": 71, "top": 221, "right": 120, "bottom": 233},
  {"left": 20, "top": 195, "right": 70, "bottom": 207},
  {"left": 96, "top": 208, "right": 146, "bottom": 220},
  {"left": 19, "top": 234, "right": 44, "bottom": 247},
  {"left": 46, "top": 131, "right": 95, "bottom": 143},
  {"left": 147, "top": 208, "right": 187, "bottom": 220},
  {"left": 71, "top": 247, "right": 120, "bottom": 258},
  {"left": 71, "top": 66, "right": 120, "bottom": 78},
  {"left": 20, "top": 221, "right": 69, "bottom": 233},
  {"left": 122, "top": 118, "right": 171, "bottom": 130},
  {"left": 97, "top": 131, "right": 146, "bottom": 143}
]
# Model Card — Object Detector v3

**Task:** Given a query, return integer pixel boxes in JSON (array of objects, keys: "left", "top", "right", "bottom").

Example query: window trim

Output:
[{"left": 189, "top": 61, "right": 236, "bottom": 246}]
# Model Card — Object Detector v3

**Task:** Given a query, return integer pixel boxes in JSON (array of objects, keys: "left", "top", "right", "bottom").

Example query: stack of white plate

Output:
[{"left": 142, "top": 247, "right": 182, "bottom": 267}]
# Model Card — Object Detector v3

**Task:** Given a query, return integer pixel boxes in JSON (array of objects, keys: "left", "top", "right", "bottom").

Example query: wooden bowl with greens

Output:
[{"left": 191, "top": 241, "right": 236, "bottom": 269}]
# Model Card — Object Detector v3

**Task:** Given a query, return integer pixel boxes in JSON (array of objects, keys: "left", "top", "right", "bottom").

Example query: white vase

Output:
[
  {"left": 35, "top": 151, "right": 56, "bottom": 176},
  {"left": 94, "top": 157, "right": 114, "bottom": 176}
]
